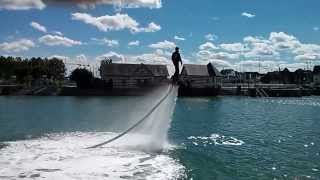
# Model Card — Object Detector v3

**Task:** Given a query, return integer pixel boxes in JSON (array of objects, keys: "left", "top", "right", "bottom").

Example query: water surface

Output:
[{"left": 0, "top": 96, "right": 320, "bottom": 179}]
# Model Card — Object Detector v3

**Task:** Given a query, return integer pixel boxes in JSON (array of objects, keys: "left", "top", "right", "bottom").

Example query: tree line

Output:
[{"left": 0, "top": 56, "right": 66, "bottom": 83}]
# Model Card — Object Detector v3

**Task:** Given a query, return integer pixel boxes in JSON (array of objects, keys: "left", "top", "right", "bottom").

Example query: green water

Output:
[{"left": 0, "top": 96, "right": 320, "bottom": 179}]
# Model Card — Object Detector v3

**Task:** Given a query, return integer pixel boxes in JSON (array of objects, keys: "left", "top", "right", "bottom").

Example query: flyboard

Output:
[{"left": 87, "top": 83, "right": 175, "bottom": 149}]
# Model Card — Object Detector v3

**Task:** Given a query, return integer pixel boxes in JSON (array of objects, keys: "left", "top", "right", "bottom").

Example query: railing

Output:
[
  {"left": 222, "top": 83, "right": 299, "bottom": 89},
  {"left": 260, "top": 88, "right": 269, "bottom": 97}
]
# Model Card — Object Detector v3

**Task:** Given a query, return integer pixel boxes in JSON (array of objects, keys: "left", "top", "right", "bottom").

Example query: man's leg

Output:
[{"left": 174, "top": 63, "right": 179, "bottom": 82}]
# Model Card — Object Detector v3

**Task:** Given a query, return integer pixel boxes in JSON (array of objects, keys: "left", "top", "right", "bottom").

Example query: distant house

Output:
[
  {"left": 180, "top": 63, "right": 222, "bottom": 88},
  {"left": 221, "top": 69, "right": 235, "bottom": 76},
  {"left": 243, "top": 72, "right": 261, "bottom": 83},
  {"left": 314, "top": 66, "right": 320, "bottom": 85},
  {"left": 261, "top": 68, "right": 294, "bottom": 84},
  {"left": 100, "top": 63, "right": 169, "bottom": 89},
  {"left": 221, "top": 69, "right": 237, "bottom": 83},
  {"left": 261, "top": 68, "right": 314, "bottom": 85},
  {"left": 293, "top": 69, "right": 313, "bottom": 84}
]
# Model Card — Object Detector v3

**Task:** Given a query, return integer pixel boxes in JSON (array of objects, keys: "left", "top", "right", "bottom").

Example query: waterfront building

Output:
[
  {"left": 180, "top": 63, "right": 222, "bottom": 88},
  {"left": 100, "top": 63, "right": 169, "bottom": 89},
  {"left": 178, "top": 63, "right": 222, "bottom": 96}
]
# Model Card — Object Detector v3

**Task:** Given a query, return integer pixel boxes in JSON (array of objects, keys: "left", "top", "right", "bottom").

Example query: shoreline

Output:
[{"left": 1, "top": 84, "right": 320, "bottom": 97}]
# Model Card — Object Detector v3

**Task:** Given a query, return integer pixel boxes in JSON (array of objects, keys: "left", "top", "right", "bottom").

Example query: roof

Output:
[
  {"left": 144, "top": 64, "right": 169, "bottom": 77},
  {"left": 182, "top": 64, "right": 209, "bottom": 76},
  {"left": 101, "top": 63, "right": 169, "bottom": 77},
  {"left": 181, "top": 63, "right": 222, "bottom": 77},
  {"left": 208, "top": 63, "right": 223, "bottom": 77}
]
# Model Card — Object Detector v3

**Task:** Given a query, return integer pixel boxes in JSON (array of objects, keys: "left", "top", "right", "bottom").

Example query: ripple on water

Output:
[
  {"left": 187, "top": 133, "right": 245, "bottom": 147},
  {"left": 261, "top": 97, "right": 320, "bottom": 107},
  {"left": 0, "top": 132, "right": 186, "bottom": 180}
]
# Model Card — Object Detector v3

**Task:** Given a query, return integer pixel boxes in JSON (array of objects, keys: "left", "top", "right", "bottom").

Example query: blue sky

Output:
[{"left": 1, "top": 0, "right": 320, "bottom": 72}]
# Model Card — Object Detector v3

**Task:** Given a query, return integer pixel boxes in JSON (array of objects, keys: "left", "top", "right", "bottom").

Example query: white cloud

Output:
[
  {"left": 293, "top": 44, "right": 320, "bottom": 55},
  {"left": 71, "top": 13, "right": 138, "bottom": 32},
  {"left": 0, "top": 0, "right": 45, "bottom": 10},
  {"left": 199, "top": 42, "right": 219, "bottom": 50},
  {"left": 210, "top": 59, "right": 233, "bottom": 69},
  {"left": 295, "top": 54, "right": 320, "bottom": 61},
  {"left": 154, "top": 49, "right": 171, "bottom": 57},
  {"left": 243, "top": 36, "right": 270, "bottom": 45},
  {"left": 220, "top": 43, "right": 247, "bottom": 52},
  {"left": 76, "top": 0, "right": 161, "bottom": 9},
  {"left": 313, "top": 27, "right": 319, "bottom": 31},
  {"left": 244, "top": 42, "right": 278, "bottom": 58},
  {"left": 134, "top": 53, "right": 169, "bottom": 64},
  {"left": 96, "top": 51, "right": 171, "bottom": 65},
  {"left": 0, "top": 0, "right": 161, "bottom": 10},
  {"left": 241, "top": 12, "right": 256, "bottom": 18},
  {"left": 235, "top": 60, "right": 281, "bottom": 72},
  {"left": 149, "top": 40, "right": 176, "bottom": 50},
  {"left": 91, "top": 38, "right": 119, "bottom": 47},
  {"left": 211, "top": 52, "right": 239, "bottom": 60},
  {"left": 71, "top": 12, "right": 161, "bottom": 33},
  {"left": 293, "top": 44, "right": 320, "bottom": 61},
  {"left": 174, "top": 35, "right": 185, "bottom": 41},
  {"left": 281, "top": 63, "right": 306, "bottom": 71},
  {"left": 242, "top": 35, "right": 280, "bottom": 58},
  {"left": 39, "top": 35, "right": 82, "bottom": 47},
  {"left": 205, "top": 33, "right": 218, "bottom": 41},
  {"left": 139, "top": 22, "right": 161, "bottom": 32},
  {"left": 0, "top": 39, "right": 35, "bottom": 52},
  {"left": 269, "top": 32, "right": 300, "bottom": 50},
  {"left": 75, "top": 54, "right": 88, "bottom": 63},
  {"left": 48, "top": 55, "right": 69, "bottom": 60},
  {"left": 192, "top": 32, "right": 320, "bottom": 72},
  {"left": 53, "top": 31, "right": 63, "bottom": 36},
  {"left": 232, "top": 60, "right": 307, "bottom": 72},
  {"left": 96, "top": 51, "right": 125, "bottom": 63},
  {"left": 128, "top": 40, "right": 140, "bottom": 46},
  {"left": 30, "top": 21, "right": 47, "bottom": 33},
  {"left": 197, "top": 50, "right": 239, "bottom": 62}
]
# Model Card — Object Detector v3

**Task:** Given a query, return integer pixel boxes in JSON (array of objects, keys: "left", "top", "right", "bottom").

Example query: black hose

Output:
[{"left": 86, "top": 84, "right": 174, "bottom": 149}]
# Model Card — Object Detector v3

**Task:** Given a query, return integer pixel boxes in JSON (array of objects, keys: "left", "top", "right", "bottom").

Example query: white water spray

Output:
[
  {"left": 132, "top": 85, "right": 178, "bottom": 151},
  {"left": 96, "top": 84, "right": 178, "bottom": 152}
]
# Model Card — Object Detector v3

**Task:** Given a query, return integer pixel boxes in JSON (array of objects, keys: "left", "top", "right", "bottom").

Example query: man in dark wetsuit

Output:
[{"left": 171, "top": 47, "right": 183, "bottom": 82}]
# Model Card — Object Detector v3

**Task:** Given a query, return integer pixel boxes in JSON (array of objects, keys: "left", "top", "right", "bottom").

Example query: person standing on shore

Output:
[{"left": 171, "top": 47, "right": 183, "bottom": 82}]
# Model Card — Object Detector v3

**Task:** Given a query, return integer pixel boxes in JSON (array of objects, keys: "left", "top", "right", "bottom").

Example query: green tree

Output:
[
  {"left": 0, "top": 56, "right": 66, "bottom": 82},
  {"left": 70, "top": 68, "right": 94, "bottom": 89}
]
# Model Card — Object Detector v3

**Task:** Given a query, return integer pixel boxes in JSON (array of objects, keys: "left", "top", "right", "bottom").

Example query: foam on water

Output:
[
  {"left": 0, "top": 132, "right": 185, "bottom": 180},
  {"left": 0, "top": 85, "right": 184, "bottom": 179},
  {"left": 188, "top": 133, "right": 245, "bottom": 146}
]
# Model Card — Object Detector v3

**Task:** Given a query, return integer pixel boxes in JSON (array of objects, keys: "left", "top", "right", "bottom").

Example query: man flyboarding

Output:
[{"left": 171, "top": 47, "right": 183, "bottom": 82}]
